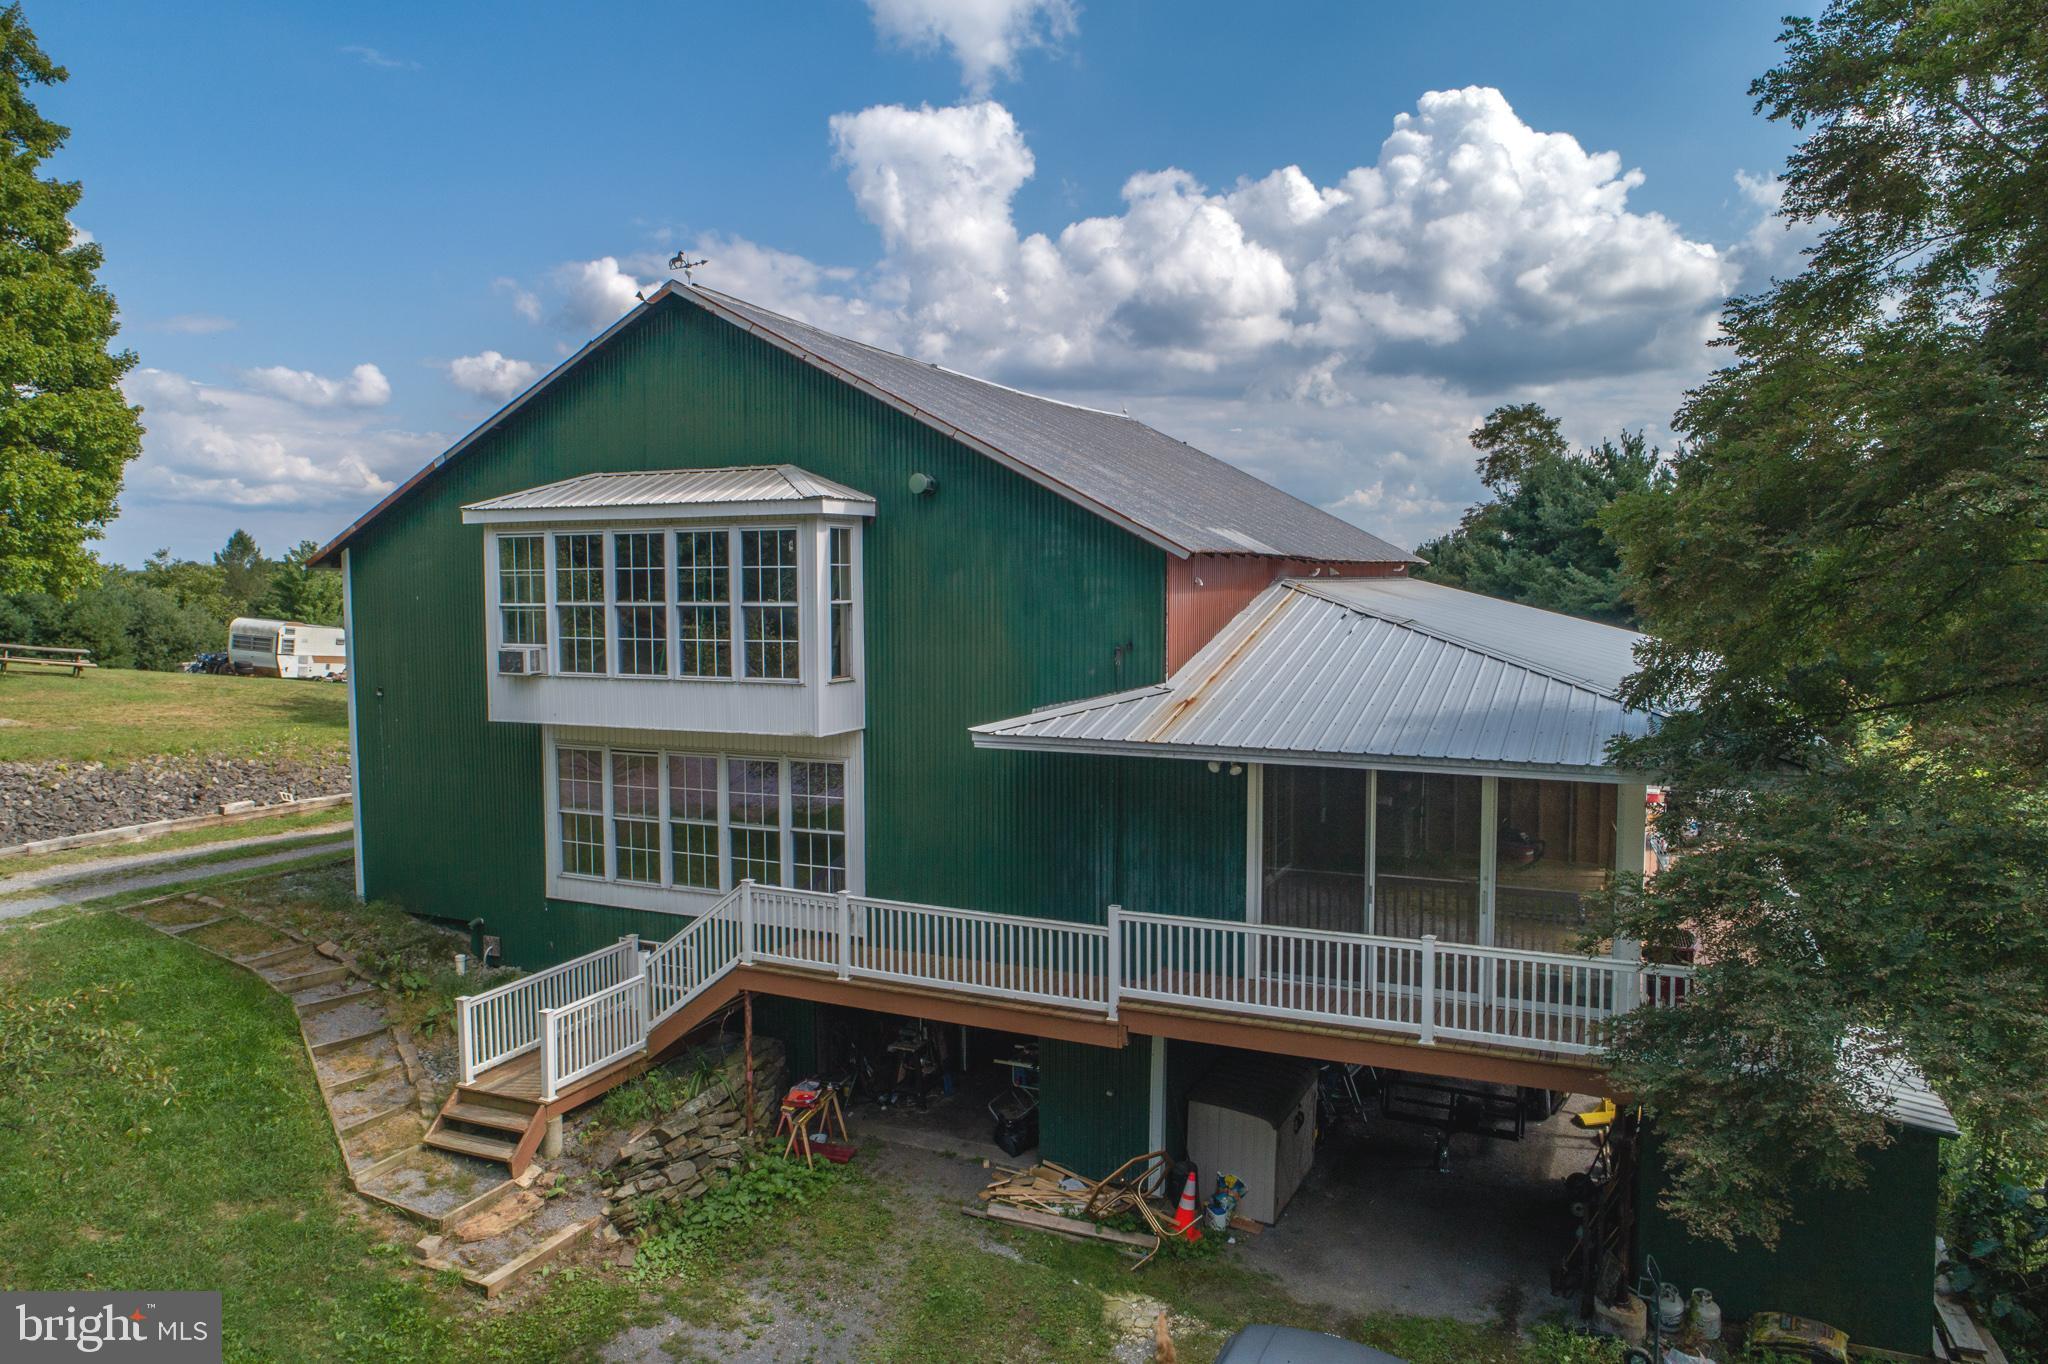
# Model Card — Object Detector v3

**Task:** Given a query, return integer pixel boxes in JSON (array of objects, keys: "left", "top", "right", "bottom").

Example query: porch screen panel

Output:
[
  {"left": 1261, "top": 766, "right": 1370, "bottom": 934},
  {"left": 1495, "top": 778, "right": 1618, "bottom": 952},
  {"left": 1374, "top": 772, "right": 1484, "bottom": 943}
]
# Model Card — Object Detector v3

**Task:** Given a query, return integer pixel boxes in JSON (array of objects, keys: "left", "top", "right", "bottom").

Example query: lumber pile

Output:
[{"left": 972, "top": 1149, "right": 1180, "bottom": 1267}]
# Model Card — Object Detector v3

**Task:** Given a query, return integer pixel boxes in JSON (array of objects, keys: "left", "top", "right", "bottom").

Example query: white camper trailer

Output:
[{"left": 227, "top": 618, "right": 347, "bottom": 678}]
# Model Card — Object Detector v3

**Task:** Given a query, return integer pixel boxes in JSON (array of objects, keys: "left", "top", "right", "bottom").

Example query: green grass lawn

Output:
[
  {"left": 0, "top": 907, "right": 649, "bottom": 1364},
  {"left": 0, "top": 668, "right": 348, "bottom": 765},
  {"left": 0, "top": 808, "right": 353, "bottom": 881}
]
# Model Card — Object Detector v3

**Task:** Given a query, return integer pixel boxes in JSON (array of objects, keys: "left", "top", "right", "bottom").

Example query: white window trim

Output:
[
  {"left": 542, "top": 730, "right": 864, "bottom": 917},
  {"left": 488, "top": 523, "right": 842, "bottom": 686}
]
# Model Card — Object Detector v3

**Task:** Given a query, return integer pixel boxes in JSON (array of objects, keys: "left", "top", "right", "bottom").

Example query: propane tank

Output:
[
  {"left": 1656, "top": 1282, "right": 1684, "bottom": 1333},
  {"left": 1690, "top": 1288, "right": 1722, "bottom": 1341}
]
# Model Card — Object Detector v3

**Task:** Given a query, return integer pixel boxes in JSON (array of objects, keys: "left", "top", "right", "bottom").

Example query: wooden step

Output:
[
  {"left": 423, "top": 1126, "right": 521, "bottom": 1163},
  {"left": 439, "top": 1101, "right": 533, "bottom": 1134}
]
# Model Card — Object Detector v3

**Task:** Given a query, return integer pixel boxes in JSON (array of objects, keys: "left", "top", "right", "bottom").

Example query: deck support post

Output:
[
  {"left": 739, "top": 879, "right": 755, "bottom": 966},
  {"left": 742, "top": 991, "right": 756, "bottom": 1137},
  {"left": 1419, "top": 935, "right": 1438, "bottom": 1045},
  {"left": 835, "top": 889, "right": 852, "bottom": 980},
  {"left": 1105, "top": 904, "right": 1122, "bottom": 1022}
]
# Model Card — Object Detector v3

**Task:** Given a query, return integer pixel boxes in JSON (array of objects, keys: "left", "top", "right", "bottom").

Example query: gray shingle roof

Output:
[
  {"left": 681, "top": 287, "right": 1415, "bottom": 562},
  {"left": 973, "top": 576, "right": 1657, "bottom": 776},
  {"left": 462, "top": 465, "right": 873, "bottom": 515}
]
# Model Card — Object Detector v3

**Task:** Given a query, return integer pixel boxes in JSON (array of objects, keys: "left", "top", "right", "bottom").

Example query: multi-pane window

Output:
[
  {"left": 828, "top": 527, "right": 853, "bottom": 681},
  {"left": 667, "top": 754, "right": 720, "bottom": 889},
  {"left": 728, "top": 758, "right": 782, "bottom": 885},
  {"left": 612, "top": 532, "right": 668, "bottom": 676},
  {"left": 557, "top": 747, "right": 606, "bottom": 877},
  {"left": 676, "top": 530, "right": 731, "bottom": 678},
  {"left": 740, "top": 529, "right": 800, "bottom": 679},
  {"left": 554, "top": 534, "right": 607, "bottom": 674},
  {"left": 552, "top": 745, "right": 848, "bottom": 897},
  {"left": 497, "top": 534, "right": 546, "bottom": 646},
  {"left": 791, "top": 761, "right": 847, "bottom": 892},
  {"left": 611, "top": 751, "right": 661, "bottom": 884}
]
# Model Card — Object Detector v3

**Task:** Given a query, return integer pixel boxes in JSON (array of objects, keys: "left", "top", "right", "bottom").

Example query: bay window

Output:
[
  {"left": 676, "top": 530, "right": 731, "bottom": 678},
  {"left": 554, "top": 743, "right": 849, "bottom": 897},
  {"left": 829, "top": 527, "right": 853, "bottom": 681}
]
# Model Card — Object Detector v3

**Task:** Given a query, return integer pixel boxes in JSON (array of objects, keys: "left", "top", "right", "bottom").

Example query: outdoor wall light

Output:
[
  {"left": 908, "top": 471, "right": 939, "bottom": 496},
  {"left": 1229, "top": 764, "right": 1244, "bottom": 776},
  {"left": 1206, "top": 760, "right": 1221, "bottom": 773}
]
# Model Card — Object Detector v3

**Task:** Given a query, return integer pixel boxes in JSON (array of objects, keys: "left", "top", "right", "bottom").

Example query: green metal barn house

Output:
[{"left": 316, "top": 282, "right": 1952, "bottom": 1354}]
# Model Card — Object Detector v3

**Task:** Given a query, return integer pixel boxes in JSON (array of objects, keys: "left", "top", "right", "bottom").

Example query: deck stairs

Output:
[{"left": 444, "top": 883, "right": 1692, "bottom": 1176}]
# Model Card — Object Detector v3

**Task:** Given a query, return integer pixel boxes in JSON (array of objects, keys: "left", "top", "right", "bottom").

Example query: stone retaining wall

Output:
[
  {"left": 595, "top": 1038, "right": 789, "bottom": 1232},
  {"left": 0, "top": 754, "right": 351, "bottom": 843}
]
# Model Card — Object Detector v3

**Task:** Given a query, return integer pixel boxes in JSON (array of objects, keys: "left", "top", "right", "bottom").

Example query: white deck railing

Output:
[
  {"left": 460, "top": 882, "right": 1695, "bottom": 1100},
  {"left": 454, "top": 935, "right": 642, "bottom": 1084},
  {"left": 541, "top": 975, "right": 649, "bottom": 1100}
]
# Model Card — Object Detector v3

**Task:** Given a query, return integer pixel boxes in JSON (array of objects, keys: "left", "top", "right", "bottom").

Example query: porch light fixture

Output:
[
  {"left": 1206, "top": 760, "right": 1221, "bottom": 773},
  {"left": 908, "top": 471, "right": 938, "bottom": 496},
  {"left": 1229, "top": 764, "right": 1243, "bottom": 776}
]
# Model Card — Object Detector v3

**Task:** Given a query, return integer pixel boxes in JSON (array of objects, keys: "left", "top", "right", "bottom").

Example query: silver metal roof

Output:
[
  {"left": 462, "top": 464, "right": 873, "bottom": 515},
  {"left": 319, "top": 280, "right": 1418, "bottom": 566},
  {"left": 1844, "top": 1035, "right": 1959, "bottom": 1137},
  {"left": 973, "top": 577, "right": 1657, "bottom": 777},
  {"left": 693, "top": 287, "right": 1415, "bottom": 563}
]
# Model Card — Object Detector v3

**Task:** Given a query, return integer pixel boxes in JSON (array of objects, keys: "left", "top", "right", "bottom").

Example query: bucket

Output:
[{"left": 1591, "top": 1295, "right": 1645, "bottom": 1344}]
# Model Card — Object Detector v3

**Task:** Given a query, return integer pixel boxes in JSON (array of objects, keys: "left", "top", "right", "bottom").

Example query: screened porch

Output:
[{"left": 1256, "top": 765, "right": 1643, "bottom": 956}]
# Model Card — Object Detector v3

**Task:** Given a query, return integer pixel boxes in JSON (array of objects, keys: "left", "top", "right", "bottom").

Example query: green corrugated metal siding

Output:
[
  {"left": 1038, "top": 1037, "right": 1152, "bottom": 1179},
  {"left": 348, "top": 296, "right": 1185, "bottom": 963},
  {"left": 1635, "top": 1123, "right": 1940, "bottom": 1355}
]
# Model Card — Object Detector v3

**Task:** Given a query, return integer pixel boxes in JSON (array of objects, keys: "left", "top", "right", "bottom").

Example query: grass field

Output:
[{"left": 0, "top": 668, "right": 348, "bottom": 765}]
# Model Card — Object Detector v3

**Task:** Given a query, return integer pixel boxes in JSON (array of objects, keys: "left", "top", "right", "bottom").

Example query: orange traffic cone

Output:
[{"left": 1172, "top": 1169, "right": 1202, "bottom": 1240}]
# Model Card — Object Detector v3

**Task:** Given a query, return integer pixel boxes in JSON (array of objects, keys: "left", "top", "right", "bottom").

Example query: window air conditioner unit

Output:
[{"left": 497, "top": 645, "right": 547, "bottom": 677}]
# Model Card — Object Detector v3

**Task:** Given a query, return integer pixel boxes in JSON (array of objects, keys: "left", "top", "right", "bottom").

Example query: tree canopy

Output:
[
  {"left": 1602, "top": 0, "right": 2048, "bottom": 1274},
  {"left": 0, "top": 4, "right": 143, "bottom": 595},
  {"left": 1413, "top": 403, "right": 1664, "bottom": 627}
]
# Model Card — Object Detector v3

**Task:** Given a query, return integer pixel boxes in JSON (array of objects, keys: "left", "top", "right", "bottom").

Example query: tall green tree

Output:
[
  {"left": 1414, "top": 404, "right": 1665, "bottom": 627},
  {"left": 0, "top": 4, "right": 143, "bottom": 594},
  {"left": 211, "top": 528, "right": 273, "bottom": 614},
  {"left": 254, "top": 540, "right": 342, "bottom": 626},
  {"left": 1603, "top": 0, "right": 2048, "bottom": 1264}
]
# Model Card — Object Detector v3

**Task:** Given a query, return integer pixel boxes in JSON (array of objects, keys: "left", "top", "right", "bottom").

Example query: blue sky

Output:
[{"left": 38, "top": 1, "right": 1813, "bottom": 566}]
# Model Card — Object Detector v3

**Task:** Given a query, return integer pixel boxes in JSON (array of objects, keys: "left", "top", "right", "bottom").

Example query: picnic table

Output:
[{"left": 0, "top": 644, "right": 97, "bottom": 677}]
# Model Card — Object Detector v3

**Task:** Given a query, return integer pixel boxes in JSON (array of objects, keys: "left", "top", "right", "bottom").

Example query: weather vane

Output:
[{"left": 668, "top": 250, "right": 709, "bottom": 283}]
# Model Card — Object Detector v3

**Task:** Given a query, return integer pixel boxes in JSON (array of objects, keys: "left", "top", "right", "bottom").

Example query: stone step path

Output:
[{"left": 125, "top": 891, "right": 602, "bottom": 1296}]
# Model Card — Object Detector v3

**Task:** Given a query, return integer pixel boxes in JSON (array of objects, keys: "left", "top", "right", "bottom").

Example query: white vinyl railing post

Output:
[
  {"left": 739, "top": 879, "right": 755, "bottom": 965},
  {"left": 1419, "top": 934, "right": 1437, "bottom": 1045},
  {"left": 456, "top": 995, "right": 477, "bottom": 1086},
  {"left": 1105, "top": 904, "right": 1122, "bottom": 1022},
  {"left": 623, "top": 934, "right": 648, "bottom": 1039},
  {"left": 836, "top": 889, "right": 852, "bottom": 980},
  {"left": 539, "top": 1005, "right": 560, "bottom": 1101}
]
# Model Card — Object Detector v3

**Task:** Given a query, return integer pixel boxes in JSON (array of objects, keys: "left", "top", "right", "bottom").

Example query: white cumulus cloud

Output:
[
  {"left": 447, "top": 350, "right": 540, "bottom": 400},
  {"left": 553, "top": 256, "right": 650, "bottom": 332},
  {"left": 866, "top": 0, "right": 1076, "bottom": 93},
  {"left": 242, "top": 361, "right": 392, "bottom": 408},
  {"left": 122, "top": 368, "right": 440, "bottom": 511}
]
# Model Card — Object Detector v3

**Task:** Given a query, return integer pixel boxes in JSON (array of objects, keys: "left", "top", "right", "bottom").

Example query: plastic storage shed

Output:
[{"left": 1186, "top": 1056, "right": 1319, "bottom": 1224}]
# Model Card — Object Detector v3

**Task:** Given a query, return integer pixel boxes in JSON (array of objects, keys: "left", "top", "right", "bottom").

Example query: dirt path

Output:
[{"left": 0, "top": 837, "right": 353, "bottom": 919}]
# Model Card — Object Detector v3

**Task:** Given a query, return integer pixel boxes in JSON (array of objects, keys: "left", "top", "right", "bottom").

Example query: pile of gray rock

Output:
[
  {"left": 0, "top": 754, "right": 351, "bottom": 843},
  {"left": 595, "top": 1038, "right": 789, "bottom": 1233}
]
